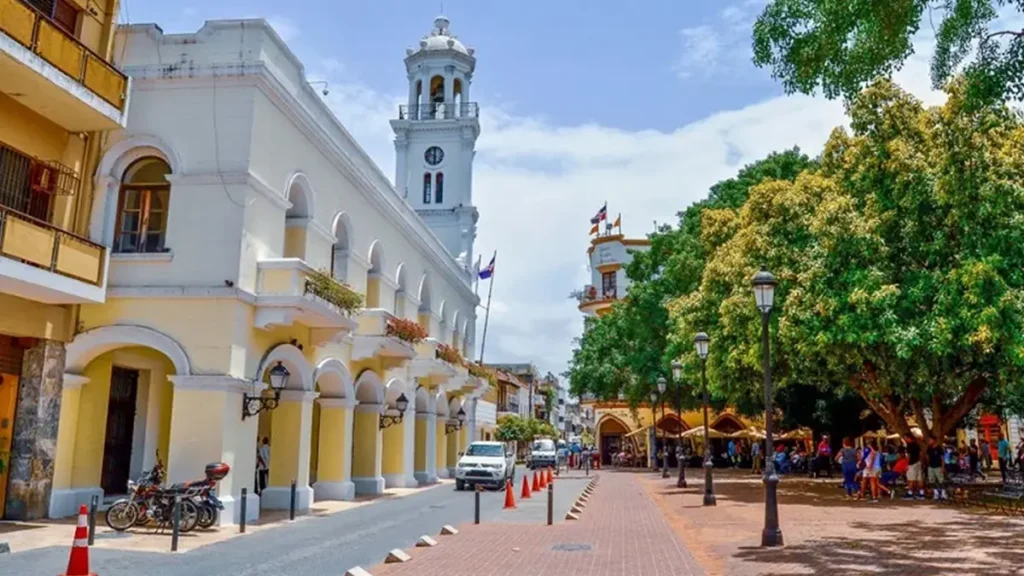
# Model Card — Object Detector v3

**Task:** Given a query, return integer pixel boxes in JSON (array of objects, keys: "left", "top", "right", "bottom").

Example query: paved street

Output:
[
  {"left": 0, "top": 474, "right": 590, "bottom": 576},
  {"left": 371, "top": 471, "right": 704, "bottom": 576}
]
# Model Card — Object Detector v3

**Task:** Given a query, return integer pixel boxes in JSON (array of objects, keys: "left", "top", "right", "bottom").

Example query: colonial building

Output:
[
  {"left": 0, "top": 0, "right": 128, "bottom": 520},
  {"left": 576, "top": 225, "right": 651, "bottom": 318},
  {"left": 42, "top": 16, "right": 489, "bottom": 524}
]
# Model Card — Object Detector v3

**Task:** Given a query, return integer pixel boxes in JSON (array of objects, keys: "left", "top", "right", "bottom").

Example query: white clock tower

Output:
[{"left": 391, "top": 16, "right": 480, "bottom": 270}]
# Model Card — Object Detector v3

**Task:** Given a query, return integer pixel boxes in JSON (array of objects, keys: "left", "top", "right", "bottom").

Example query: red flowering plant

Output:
[
  {"left": 386, "top": 316, "right": 428, "bottom": 345},
  {"left": 436, "top": 343, "right": 465, "bottom": 366}
]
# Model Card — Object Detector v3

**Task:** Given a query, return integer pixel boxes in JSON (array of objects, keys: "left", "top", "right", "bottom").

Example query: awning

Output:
[{"left": 680, "top": 426, "right": 729, "bottom": 439}]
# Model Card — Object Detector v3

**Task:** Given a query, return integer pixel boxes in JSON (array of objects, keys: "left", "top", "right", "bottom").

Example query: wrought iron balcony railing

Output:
[
  {"left": 398, "top": 102, "right": 479, "bottom": 121},
  {"left": 1, "top": 0, "right": 128, "bottom": 110}
]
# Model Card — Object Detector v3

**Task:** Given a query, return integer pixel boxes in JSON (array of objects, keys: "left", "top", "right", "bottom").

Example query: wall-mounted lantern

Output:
[
  {"left": 445, "top": 407, "right": 467, "bottom": 434},
  {"left": 379, "top": 393, "right": 410, "bottom": 429},
  {"left": 243, "top": 362, "right": 289, "bottom": 420}
]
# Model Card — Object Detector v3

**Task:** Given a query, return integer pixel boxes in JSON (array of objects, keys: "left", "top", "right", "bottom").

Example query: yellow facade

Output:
[{"left": 0, "top": 0, "right": 125, "bottom": 520}]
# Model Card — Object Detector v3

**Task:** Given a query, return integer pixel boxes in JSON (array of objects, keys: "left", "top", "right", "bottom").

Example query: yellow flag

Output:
[
  {"left": 589, "top": 223, "right": 599, "bottom": 235},
  {"left": 613, "top": 214, "right": 621, "bottom": 229}
]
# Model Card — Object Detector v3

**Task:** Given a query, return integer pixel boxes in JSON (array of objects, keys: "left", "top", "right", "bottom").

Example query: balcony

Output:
[
  {"left": 577, "top": 284, "right": 616, "bottom": 314},
  {"left": 408, "top": 337, "right": 457, "bottom": 386},
  {"left": 0, "top": 0, "right": 128, "bottom": 131},
  {"left": 0, "top": 141, "right": 106, "bottom": 303},
  {"left": 397, "top": 102, "right": 478, "bottom": 121},
  {"left": 254, "top": 259, "right": 359, "bottom": 342},
  {"left": 351, "top": 309, "right": 416, "bottom": 365}
]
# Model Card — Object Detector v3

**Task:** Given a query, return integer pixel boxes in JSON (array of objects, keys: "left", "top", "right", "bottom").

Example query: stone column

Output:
[
  {"left": 402, "top": 403, "right": 416, "bottom": 487},
  {"left": 6, "top": 339, "right": 65, "bottom": 520},
  {"left": 351, "top": 403, "right": 385, "bottom": 495},
  {"left": 263, "top": 389, "right": 318, "bottom": 511},
  {"left": 435, "top": 418, "right": 448, "bottom": 479}
]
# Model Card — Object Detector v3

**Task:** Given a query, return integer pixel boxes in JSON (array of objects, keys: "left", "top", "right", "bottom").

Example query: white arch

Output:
[
  {"left": 394, "top": 263, "right": 408, "bottom": 291},
  {"left": 434, "top": 391, "right": 450, "bottom": 417},
  {"left": 284, "top": 172, "right": 316, "bottom": 219},
  {"left": 383, "top": 377, "right": 408, "bottom": 407},
  {"left": 414, "top": 385, "right": 431, "bottom": 414},
  {"left": 354, "top": 370, "right": 385, "bottom": 404},
  {"left": 367, "top": 240, "right": 386, "bottom": 274},
  {"left": 66, "top": 325, "right": 191, "bottom": 375},
  {"left": 313, "top": 358, "right": 354, "bottom": 400},
  {"left": 91, "top": 134, "right": 182, "bottom": 245},
  {"left": 258, "top": 343, "right": 314, "bottom": 391},
  {"left": 330, "top": 211, "right": 353, "bottom": 251},
  {"left": 450, "top": 310, "right": 461, "bottom": 344},
  {"left": 417, "top": 274, "right": 432, "bottom": 312},
  {"left": 448, "top": 396, "right": 463, "bottom": 416}
]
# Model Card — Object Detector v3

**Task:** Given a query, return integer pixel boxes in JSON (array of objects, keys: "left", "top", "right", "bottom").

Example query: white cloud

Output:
[
  {"left": 676, "top": 25, "right": 722, "bottom": 78},
  {"left": 301, "top": 29, "right": 941, "bottom": 378}
]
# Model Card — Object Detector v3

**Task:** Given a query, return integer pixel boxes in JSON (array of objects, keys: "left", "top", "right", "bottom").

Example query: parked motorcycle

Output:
[{"left": 105, "top": 461, "right": 229, "bottom": 533}]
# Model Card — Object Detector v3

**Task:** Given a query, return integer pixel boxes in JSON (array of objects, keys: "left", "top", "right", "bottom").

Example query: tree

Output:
[
  {"left": 671, "top": 79, "right": 1024, "bottom": 444},
  {"left": 752, "top": 0, "right": 1024, "bottom": 106},
  {"left": 567, "top": 149, "right": 816, "bottom": 410},
  {"left": 496, "top": 415, "right": 529, "bottom": 444}
]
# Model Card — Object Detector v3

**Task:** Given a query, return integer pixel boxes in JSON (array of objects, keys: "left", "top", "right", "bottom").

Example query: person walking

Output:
[
  {"left": 837, "top": 437, "right": 859, "bottom": 499},
  {"left": 904, "top": 434, "right": 924, "bottom": 500},
  {"left": 257, "top": 436, "right": 270, "bottom": 495},
  {"left": 968, "top": 439, "right": 984, "bottom": 480},
  {"left": 998, "top": 433, "right": 1012, "bottom": 483},
  {"left": 980, "top": 437, "right": 992, "bottom": 471},
  {"left": 815, "top": 435, "right": 833, "bottom": 478},
  {"left": 751, "top": 438, "right": 762, "bottom": 475},
  {"left": 859, "top": 440, "right": 882, "bottom": 502},
  {"left": 926, "top": 436, "right": 947, "bottom": 500}
]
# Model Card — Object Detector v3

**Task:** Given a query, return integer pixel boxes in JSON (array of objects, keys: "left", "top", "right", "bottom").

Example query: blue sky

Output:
[{"left": 123, "top": 0, "right": 941, "bottom": 377}]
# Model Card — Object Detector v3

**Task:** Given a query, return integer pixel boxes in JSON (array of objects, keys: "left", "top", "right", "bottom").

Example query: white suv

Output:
[{"left": 455, "top": 441, "right": 516, "bottom": 490}]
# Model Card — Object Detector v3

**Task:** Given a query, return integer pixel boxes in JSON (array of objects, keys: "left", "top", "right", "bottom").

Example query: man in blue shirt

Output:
[{"left": 998, "top": 433, "right": 1012, "bottom": 483}]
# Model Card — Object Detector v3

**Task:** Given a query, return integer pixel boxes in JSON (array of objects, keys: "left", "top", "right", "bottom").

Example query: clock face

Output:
[{"left": 424, "top": 146, "right": 444, "bottom": 166}]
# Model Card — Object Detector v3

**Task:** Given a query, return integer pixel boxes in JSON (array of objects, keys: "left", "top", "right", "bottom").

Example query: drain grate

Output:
[{"left": 551, "top": 543, "right": 593, "bottom": 552}]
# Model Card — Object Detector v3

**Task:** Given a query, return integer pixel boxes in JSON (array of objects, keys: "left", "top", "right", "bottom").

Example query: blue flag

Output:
[{"left": 479, "top": 254, "right": 495, "bottom": 279}]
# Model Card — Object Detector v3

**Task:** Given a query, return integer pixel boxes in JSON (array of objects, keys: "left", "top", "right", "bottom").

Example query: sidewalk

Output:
[
  {"left": 645, "top": 469, "right": 1024, "bottom": 576},
  {"left": 0, "top": 482, "right": 444, "bottom": 555},
  {"left": 371, "top": 472, "right": 705, "bottom": 576}
]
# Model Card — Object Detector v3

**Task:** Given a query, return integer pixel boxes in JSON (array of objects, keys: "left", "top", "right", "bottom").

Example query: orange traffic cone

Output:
[
  {"left": 520, "top": 474, "right": 532, "bottom": 499},
  {"left": 504, "top": 479, "right": 517, "bottom": 509},
  {"left": 61, "top": 505, "right": 95, "bottom": 576},
  {"left": 539, "top": 468, "right": 547, "bottom": 489},
  {"left": 547, "top": 466, "right": 554, "bottom": 485},
  {"left": 532, "top": 470, "right": 541, "bottom": 492}
]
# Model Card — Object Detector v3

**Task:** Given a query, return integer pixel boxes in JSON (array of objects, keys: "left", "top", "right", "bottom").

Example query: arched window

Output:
[
  {"left": 435, "top": 173, "right": 443, "bottom": 204},
  {"left": 422, "top": 172, "right": 432, "bottom": 204},
  {"left": 115, "top": 157, "right": 171, "bottom": 253}
]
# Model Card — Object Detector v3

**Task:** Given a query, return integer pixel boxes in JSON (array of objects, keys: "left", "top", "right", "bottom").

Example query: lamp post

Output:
[
  {"left": 649, "top": 390, "right": 659, "bottom": 472},
  {"left": 752, "top": 266, "right": 783, "bottom": 547},
  {"left": 242, "top": 362, "right": 290, "bottom": 420},
  {"left": 657, "top": 377, "right": 668, "bottom": 478},
  {"left": 694, "top": 332, "right": 716, "bottom": 506},
  {"left": 671, "top": 361, "right": 686, "bottom": 489}
]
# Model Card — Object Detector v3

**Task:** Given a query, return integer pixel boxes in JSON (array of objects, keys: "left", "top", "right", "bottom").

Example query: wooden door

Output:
[
  {"left": 0, "top": 374, "right": 19, "bottom": 517},
  {"left": 100, "top": 367, "right": 138, "bottom": 495}
]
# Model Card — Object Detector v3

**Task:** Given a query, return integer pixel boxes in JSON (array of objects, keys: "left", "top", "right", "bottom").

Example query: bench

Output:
[{"left": 981, "top": 469, "right": 1024, "bottom": 516}]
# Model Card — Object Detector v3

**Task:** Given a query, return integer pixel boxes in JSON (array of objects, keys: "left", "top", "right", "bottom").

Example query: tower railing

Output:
[{"left": 398, "top": 102, "right": 479, "bottom": 121}]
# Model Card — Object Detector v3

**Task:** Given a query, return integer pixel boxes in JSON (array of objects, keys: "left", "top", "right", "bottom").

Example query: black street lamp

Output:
[
  {"left": 649, "top": 389, "right": 659, "bottom": 472},
  {"left": 671, "top": 361, "right": 686, "bottom": 489},
  {"left": 242, "top": 361, "right": 290, "bottom": 420},
  {"left": 445, "top": 407, "right": 467, "bottom": 434},
  {"left": 380, "top": 393, "right": 410, "bottom": 429},
  {"left": 657, "top": 377, "right": 669, "bottom": 478},
  {"left": 694, "top": 332, "right": 716, "bottom": 506},
  {"left": 752, "top": 266, "right": 783, "bottom": 547}
]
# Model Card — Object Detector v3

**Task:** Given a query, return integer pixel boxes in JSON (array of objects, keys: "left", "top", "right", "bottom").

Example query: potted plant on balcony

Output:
[
  {"left": 466, "top": 361, "right": 497, "bottom": 387},
  {"left": 306, "top": 269, "right": 363, "bottom": 314},
  {"left": 436, "top": 343, "right": 465, "bottom": 366},
  {"left": 386, "top": 316, "right": 428, "bottom": 345}
]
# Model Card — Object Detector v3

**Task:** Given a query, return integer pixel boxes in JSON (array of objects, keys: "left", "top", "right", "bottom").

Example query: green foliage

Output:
[
  {"left": 306, "top": 269, "right": 363, "bottom": 314},
  {"left": 752, "top": 0, "right": 1024, "bottom": 106},
  {"left": 567, "top": 148, "right": 816, "bottom": 411},
  {"left": 671, "top": 79, "right": 1024, "bottom": 441},
  {"left": 496, "top": 414, "right": 559, "bottom": 443}
]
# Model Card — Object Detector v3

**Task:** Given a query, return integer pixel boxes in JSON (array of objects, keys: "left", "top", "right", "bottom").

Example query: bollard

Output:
[
  {"left": 171, "top": 495, "right": 181, "bottom": 552},
  {"left": 289, "top": 479, "right": 297, "bottom": 521},
  {"left": 474, "top": 484, "right": 482, "bottom": 525},
  {"left": 585, "top": 457, "right": 590, "bottom": 477},
  {"left": 239, "top": 488, "right": 247, "bottom": 534},
  {"left": 88, "top": 494, "right": 98, "bottom": 546},
  {"left": 547, "top": 481, "right": 553, "bottom": 526}
]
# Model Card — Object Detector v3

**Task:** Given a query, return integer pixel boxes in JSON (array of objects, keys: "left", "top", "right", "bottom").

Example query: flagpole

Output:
[
  {"left": 473, "top": 254, "right": 482, "bottom": 297},
  {"left": 477, "top": 250, "right": 497, "bottom": 364}
]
